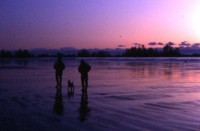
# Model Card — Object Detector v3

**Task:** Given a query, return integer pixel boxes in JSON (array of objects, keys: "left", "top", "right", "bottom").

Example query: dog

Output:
[{"left": 67, "top": 80, "right": 74, "bottom": 94}]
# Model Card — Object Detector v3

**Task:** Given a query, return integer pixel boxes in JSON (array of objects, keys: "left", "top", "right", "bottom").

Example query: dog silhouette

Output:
[{"left": 68, "top": 80, "right": 74, "bottom": 95}]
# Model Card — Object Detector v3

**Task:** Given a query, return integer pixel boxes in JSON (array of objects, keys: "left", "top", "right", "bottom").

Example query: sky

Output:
[{"left": 0, "top": 0, "right": 200, "bottom": 50}]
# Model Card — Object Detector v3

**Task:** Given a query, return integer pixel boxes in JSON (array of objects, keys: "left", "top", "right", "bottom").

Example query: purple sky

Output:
[{"left": 0, "top": 0, "right": 200, "bottom": 49}]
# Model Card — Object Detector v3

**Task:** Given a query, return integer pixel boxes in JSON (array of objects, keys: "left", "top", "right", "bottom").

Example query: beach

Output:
[{"left": 0, "top": 57, "right": 200, "bottom": 130}]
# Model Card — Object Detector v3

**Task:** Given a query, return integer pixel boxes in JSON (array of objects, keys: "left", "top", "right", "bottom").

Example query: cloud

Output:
[
  {"left": 132, "top": 43, "right": 141, "bottom": 46},
  {"left": 148, "top": 42, "right": 164, "bottom": 46},
  {"left": 166, "top": 42, "right": 175, "bottom": 46},
  {"left": 179, "top": 41, "right": 190, "bottom": 47},
  {"left": 158, "top": 42, "right": 164, "bottom": 45},
  {"left": 118, "top": 45, "right": 126, "bottom": 48},
  {"left": 148, "top": 42, "right": 157, "bottom": 46}
]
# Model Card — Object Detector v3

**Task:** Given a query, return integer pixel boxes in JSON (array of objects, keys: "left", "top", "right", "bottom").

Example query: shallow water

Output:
[{"left": 0, "top": 57, "right": 200, "bottom": 130}]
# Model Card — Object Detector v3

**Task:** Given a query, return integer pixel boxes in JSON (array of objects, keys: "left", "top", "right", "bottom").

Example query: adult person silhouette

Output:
[
  {"left": 54, "top": 53, "right": 65, "bottom": 88},
  {"left": 78, "top": 60, "right": 91, "bottom": 92}
]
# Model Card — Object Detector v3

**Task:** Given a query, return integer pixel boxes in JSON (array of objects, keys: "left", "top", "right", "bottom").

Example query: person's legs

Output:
[
  {"left": 56, "top": 75, "right": 59, "bottom": 86},
  {"left": 85, "top": 78, "right": 88, "bottom": 88},
  {"left": 83, "top": 77, "right": 88, "bottom": 92},
  {"left": 81, "top": 76, "right": 85, "bottom": 89},
  {"left": 59, "top": 75, "right": 62, "bottom": 87},
  {"left": 85, "top": 75, "right": 88, "bottom": 91}
]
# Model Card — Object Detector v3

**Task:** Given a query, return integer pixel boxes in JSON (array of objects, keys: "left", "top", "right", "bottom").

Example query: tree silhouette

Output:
[
  {"left": 0, "top": 50, "right": 13, "bottom": 58},
  {"left": 78, "top": 49, "right": 90, "bottom": 57},
  {"left": 162, "top": 44, "right": 180, "bottom": 56},
  {"left": 123, "top": 45, "right": 160, "bottom": 57},
  {"left": 14, "top": 49, "right": 33, "bottom": 58},
  {"left": 91, "top": 50, "right": 111, "bottom": 57}
]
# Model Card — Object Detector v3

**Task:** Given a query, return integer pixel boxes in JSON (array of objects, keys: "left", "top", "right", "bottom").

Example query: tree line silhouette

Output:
[
  {"left": 0, "top": 44, "right": 181, "bottom": 58},
  {"left": 0, "top": 49, "right": 34, "bottom": 58},
  {"left": 123, "top": 44, "right": 180, "bottom": 57},
  {"left": 78, "top": 49, "right": 111, "bottom": 57}
]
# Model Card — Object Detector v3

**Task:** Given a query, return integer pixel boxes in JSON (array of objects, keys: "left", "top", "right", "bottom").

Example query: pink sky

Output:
[{"left": 0, "top": 0, "right": 200, "bottom": 49}]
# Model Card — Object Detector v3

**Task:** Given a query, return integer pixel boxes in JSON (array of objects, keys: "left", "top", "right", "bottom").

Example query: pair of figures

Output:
[{"left": 54, "top": 54, "right": 91, "bottom": 91}]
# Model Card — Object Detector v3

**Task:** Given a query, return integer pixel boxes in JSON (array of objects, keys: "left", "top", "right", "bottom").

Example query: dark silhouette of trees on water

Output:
[
  {"left": 14, "top": 49, "right": 34, "bottom": 58},
  {"left": 162, "top": 43, "right": 180, "bottom": 56},
  {"left": 0, "top": 50, "right": 13, "bottom": 58},
  {"left": 0, "top": 42, "right": 182, "bottom": 58},
  {"left": 78, "top": 49, "right": 111, "bottom": 57},
  {"left": 91, "top": 50, "right": 111, "bottom": 57},
  {"left": 0, "top": 49, "right": 34, "bottom": 58},
  {"left": 123, "top": 45, "right": 160, "bottom": 57},
  {"left": 123, "top": 44, "right": 180, "bottom": 57},
  {"left": 78, "top": 49, "right": 90, "bottom": 57}
]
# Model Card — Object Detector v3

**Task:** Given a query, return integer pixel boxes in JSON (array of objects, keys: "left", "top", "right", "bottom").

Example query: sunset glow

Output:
[
  {"left": 189, "top": 8, "right": 200, "bottom": 40},
  {"left": 0, "top": 0, "right": 200, "bottom": 49}
]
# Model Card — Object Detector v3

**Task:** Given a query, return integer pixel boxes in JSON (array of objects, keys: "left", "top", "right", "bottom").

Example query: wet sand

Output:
[{"left": 0, "top": 58, "right": 200, "bottom": 130}]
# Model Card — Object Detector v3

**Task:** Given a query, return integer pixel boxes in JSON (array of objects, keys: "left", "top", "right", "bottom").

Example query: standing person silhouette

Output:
[
  {"left": 54, "top": 54, "right": 65, "bottom": 88},
  {"left": 78, "top": 60, "right": 91, "bottom": 92}
]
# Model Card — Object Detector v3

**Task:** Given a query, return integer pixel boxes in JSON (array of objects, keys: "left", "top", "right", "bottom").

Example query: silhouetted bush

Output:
[
  {"left": 0, "top": 50, "right": 13, "bottom": 58},
  {"left": 91, "top": 50, "right": 111, "bottom": 57},
  {"left": 162, "top": 44, "right": 180, "bottom": 56},
  {"left": 123, "top": 45, "right": 160, "bottom": 57},
  {"left": 78, "top": 49, "right": 90, "bottom": 57},
  {"left": 14, "top": 49, "right": 33, "bottom": 58},
  {"left": 123, "top": 43, "right": 180, "bottom": 57}
]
